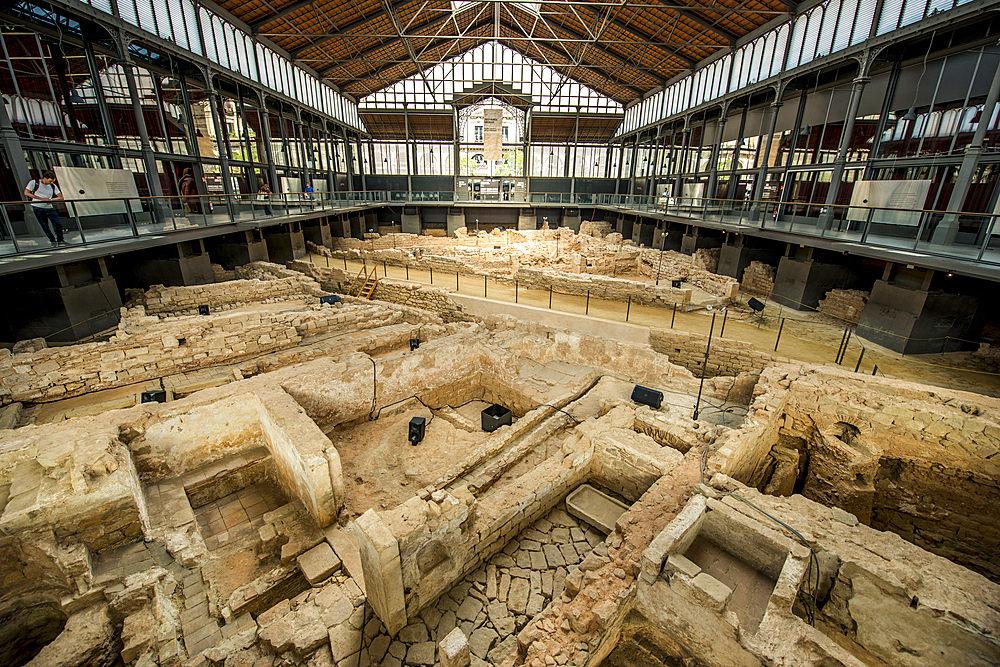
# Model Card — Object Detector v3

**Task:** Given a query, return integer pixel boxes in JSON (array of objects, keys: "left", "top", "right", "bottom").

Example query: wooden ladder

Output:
[{"left": 348, "top": 262, "right": 379, "bottom": 299}]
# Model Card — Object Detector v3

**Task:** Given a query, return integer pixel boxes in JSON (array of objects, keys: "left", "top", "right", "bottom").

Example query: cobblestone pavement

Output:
[{"left": 365, "top": 503, "right": 606, "bottom": 667}]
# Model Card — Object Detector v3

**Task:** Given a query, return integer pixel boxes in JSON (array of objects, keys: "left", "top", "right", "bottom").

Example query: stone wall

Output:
[
  {"left": 370, "top": 280, "right": 477, "bottom": 323},
  {"left": 818, "top": 289, "right": 869, "bottom": 324},
  {"left": 741, "top": 261, "right": 775, "bottom": 295},
  {"left": 710, "top": 364, "right": 1000, "bottom": 582},
  {"left": 144, "top": 274, "right": 323, "bottom": 316},
  {"left": 514, "top": 268, "right": 692, "bottom": 307},
  {"left": 649, "top": 328, "right": 774, "bottom": 378},
  {"left": 0, "top": 301, "right": 397, "bottom": 405},
  {"left": 579, "top": 220, "right": 612, "bottom": 237},
  {"left": 692, "top": 248, "right": 720, "bottom": 273},
  {"left": 637, "top": 250, "right": 738, "bottom": 300}
]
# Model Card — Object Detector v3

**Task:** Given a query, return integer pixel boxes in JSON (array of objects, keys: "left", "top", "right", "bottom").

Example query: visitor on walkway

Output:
[
  {"left": 259, "top": 184, "right": 273, "bottom": 216},
  {"left": 24, "top": 171, "right": 67, "bottom": 247},
  {"left": 305, "top": 182, "right": 314, "bottom": 199}
]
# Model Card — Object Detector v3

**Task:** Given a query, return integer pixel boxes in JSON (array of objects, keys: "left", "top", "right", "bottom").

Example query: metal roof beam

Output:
[
  {"left": 572, "top": 3, "right": 697, "bottom": 68},
  {"left": 320, "top": 13, "right": 487, "bottom": 77},
  {"left": 290, "top": 5, "right": 395, "bottom": 58},
  {"left": 250, "top": 0, "right": 314, "bottom": 31},
  {"left": 669, "top": 6, "right": 739, "bottom": 45}
]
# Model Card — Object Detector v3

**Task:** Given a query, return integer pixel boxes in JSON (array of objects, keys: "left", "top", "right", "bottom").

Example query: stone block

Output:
[
  {"left": 439, "top": 627, "right": 470, "bottom": 667},
  {"left": 298, "top": 542, "right": 342, "bottom": 585}
]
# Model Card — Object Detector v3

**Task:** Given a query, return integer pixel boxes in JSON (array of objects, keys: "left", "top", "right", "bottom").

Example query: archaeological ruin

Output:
[{"left": 0, "top": 227, "right": 997, "bottom": 667}]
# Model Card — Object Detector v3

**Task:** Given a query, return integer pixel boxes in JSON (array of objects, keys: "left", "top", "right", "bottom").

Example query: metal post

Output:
[
  {"left": 671, "top": 302, "right": 677, "bottom": 328},
  {"left": 549, "top": 286, "right": 553, "bottom": 309},
  {"left": 774, "top": 317, "right": 785, "bottom": 351},
  {"left": 719, "top": 308, "right": 728, "bottom": 337},
  {"left": 626, "top": 296, "right": 631, "bottom": 321},
  {"left": 515, "top": 280, "right": 518, "bottom": 303},
  {"left": 586, "top": 291, "right": 590, "bottom": 315},
  {"left": 484, "top": 275, "right": 487, "bottom": 298},
  {"left": 456, "top": 271, "right": 459, "bottom": 290},
  {"left": 839, "top": 328, "right": 853, "bottom": 364},
  {"left": 344, "top": 257, "right": 348, "bottom": 270},
  {"left": 406, "top": 264, "right": 409, "bottom": 280},
  {"left": 836, "top": 327, "right": 849, "bottom": 364},
  {"left": 872, "top": 364, "right": 878, "bottom": 376},
  {"left": 430, "top": 267, "right": 434, "bottom": 284},
  {"left": 854, "top": 348, "right": 865, "bottom": 373},
  {"left": 693, "top": 311, "right": 717, "bottom": 420}
]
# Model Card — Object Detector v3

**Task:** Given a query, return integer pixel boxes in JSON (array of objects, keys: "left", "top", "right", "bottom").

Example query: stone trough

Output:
[{"left": 565, "top": 483, "right": 630, "bottom": 534}]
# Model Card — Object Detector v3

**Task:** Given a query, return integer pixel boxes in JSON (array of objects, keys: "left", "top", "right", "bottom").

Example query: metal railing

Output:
[
  {"left": 0, "top": 190, "right": 386, "bottom": 258},
  {"left": 2, "top": 188, "right": 998, "bottom": 269}
]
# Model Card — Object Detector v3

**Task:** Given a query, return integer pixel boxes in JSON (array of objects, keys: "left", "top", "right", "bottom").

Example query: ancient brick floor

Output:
[
  {"left": 365, "top": 503, "right": 606, "bottom": 667},
  {"left": 195, "top": 481, "right": 288, "bottom": 550},
  {"left": 683, "top": 535, "right": 776, "bottom": 631}
]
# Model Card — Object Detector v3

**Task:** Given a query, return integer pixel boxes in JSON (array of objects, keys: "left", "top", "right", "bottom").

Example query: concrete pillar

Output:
[
  {"left": 118, "top": 241, "right": 214, "bottom": 287},
  {"left": 401, "top": 208, "right": 421, "bottom": 235},
  {"left": 771, "top": 251, "right": 874, "bottom": 311},
  {"left": 680, "top": 227, "right": 699, "bottom": 255},
  {"left": 263, "top": 223, "right": 306, "bottom": 264},
  {"left": 204, "top": 230, "right": 269, "bottom": 269},
  {"left": 363, "top": 212, "right": 378, "bottom": 234},
  {"left": 447, "top": 210, "right": 465, "bottom": 236},
  {"left": 303, "top": 219, "right": 332, "bottom": 249},
  {"left": 857, "top": 271, "right": 981, "bottom": 354},
  {"left": 517, "top": 210, "right": 536, "bottom": 230},
  {"left": 716, "top": 234, "right": 782, "bottom": 280},
  {"left": 561, "top": 209, "right": 581, "bottom": 232},
  {"left": 354, "top": 510, "right": 407, "bottom": 635},
  {"left": 4, "top": 261, "right": 122, "bottom": 343}
]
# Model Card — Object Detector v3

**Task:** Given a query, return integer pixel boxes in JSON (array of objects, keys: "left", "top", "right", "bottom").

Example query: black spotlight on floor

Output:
[
  {"left": 198, "top": 305, "right": 210, "bottom": 316},
  {"left": 141, "top": 390, "right": 167, "bottom": 404},
  {"left": 748, "top": 297, "right": 765, "bottom": 313},
  {"left": 410, "top": 338, "right": 420, "bottom": 351},
  {"left": 671, "top": 279, "right": 682, "bottom": 288},
  {"left": 631, "top": 385, "right": 663, "bottom": 409},
  {"left": 408, "top": 417, "right": 426, "bottom": 445},
  {"left": 320, "top": 295, "right": 341, "bottom": 305}
]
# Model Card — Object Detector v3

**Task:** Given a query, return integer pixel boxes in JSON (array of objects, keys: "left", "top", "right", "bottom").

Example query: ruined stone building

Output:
[{"left": 0, "top": 0, "right": 999, "bottom": 665}]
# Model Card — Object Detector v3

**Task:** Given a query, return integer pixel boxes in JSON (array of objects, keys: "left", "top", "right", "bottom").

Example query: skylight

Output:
[{"left": 452, "top": 1, "right": 539, "bottom": 16}]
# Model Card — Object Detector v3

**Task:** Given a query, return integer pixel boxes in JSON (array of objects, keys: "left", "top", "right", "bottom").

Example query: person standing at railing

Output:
[
  {"left": 179, "top": 168, "right": 200, "bottom": 214},
  {"left": 259, "top": 184, "right": 273, "bottom": 216},
  {"left": 24, "top": 171, "right": 67, "bottom": 247},
  {"left": 305, "top": 182, "right": 314, "bottom": 200}
]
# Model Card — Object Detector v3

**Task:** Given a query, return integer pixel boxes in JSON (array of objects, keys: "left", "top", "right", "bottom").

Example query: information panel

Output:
[{"left": 54, "top": 166, "right": 142, "bottom": 217}]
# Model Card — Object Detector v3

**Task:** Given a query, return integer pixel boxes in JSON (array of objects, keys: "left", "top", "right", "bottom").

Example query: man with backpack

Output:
[{"left": 24, "top": 171, "right": 68, "bottom": 247}]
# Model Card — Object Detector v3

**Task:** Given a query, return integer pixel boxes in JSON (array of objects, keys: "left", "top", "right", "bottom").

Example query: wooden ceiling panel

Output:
[{"left": 222, "top": 0, "right": 793, "bottom": 109}]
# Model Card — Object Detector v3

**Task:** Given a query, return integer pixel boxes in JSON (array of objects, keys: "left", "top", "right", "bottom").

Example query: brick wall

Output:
[
  {"left": 649, "top": 328, "right": 774, "bottom": 377},
  {"left": 818, "top": 289, "right": 869, "bottom": 324},
  {"left": 741, "top": 261, "right": 775, "bottom": 295},
  {"left": 514, "top": 268, "right": 692, "bottom": 307},
  {"left": 370, "top": 280, "right": 476, "bottom": 323},
  {"left": 144, "top": 274, "right": 324, "bottom": 315},
  {"left": 637, "top": 250, "right": 738, "bottom": 300}
]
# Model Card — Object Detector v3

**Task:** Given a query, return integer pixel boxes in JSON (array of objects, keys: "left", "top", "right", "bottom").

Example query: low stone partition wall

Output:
[
  {"left": 514, "top": 268, "right": 692, "bottom": 307},
  {"left": 255, "top": 387, "right": 343, "bottom": 527},
  {"left": 0, "top": 310, "right": 303, "bottom": 404},
  {"left": 0, "top": 299, "right": 399, "bottom": 406},
  {"left": 818, "top": 288, "right": 869, "bottom": 323},
  {"left": 370, "top": 279, "right": 476, "bottom": 323},
  {"left": 741, "top": 261, "right": 775, "bottom": 295},
  {"left": 144, "top": 274, "right": 323, "bottom": 316},
  {"left": 637, "top": 250, "right": 738, "bottom": 300},
  {"left": 649, "top": 328, "right": 773, "bottom": 378}
]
